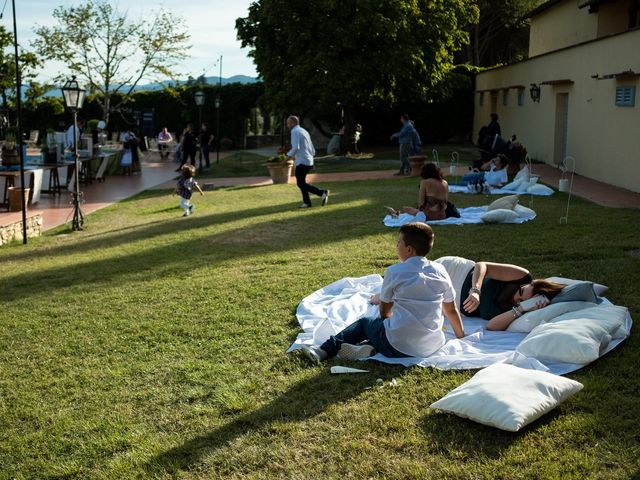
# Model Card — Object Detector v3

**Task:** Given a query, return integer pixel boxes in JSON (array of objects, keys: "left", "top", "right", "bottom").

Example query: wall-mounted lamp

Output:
[{"left": 530, "top": 83, "right": 541, "bottom": 103}]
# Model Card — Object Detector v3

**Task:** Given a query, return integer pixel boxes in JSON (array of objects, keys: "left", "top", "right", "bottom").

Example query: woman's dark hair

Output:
[
  {"left": 495, "top": 154, "right": 509, "bottom": 169},
  {"left": 490, "top": 113, "right": 498, "bottom": 121},
  {"left": 421, "top": 162, "right": 443, "bottom": 181},
  {"left": 531, "top": 279, "right": 566, "bottom": 300}
]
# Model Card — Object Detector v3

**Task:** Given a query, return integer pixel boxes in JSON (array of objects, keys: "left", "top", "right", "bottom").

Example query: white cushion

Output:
[
  {"left": 487, "top": 194, "right": 519, "bottom": 211},
  {"left": 502, "top": 179, "right": 523, "bottom": 191},
  {"left": 430, "top": 363, "right": 583, "bottom": 432},
  {"left": 546, "top": 276, "right": 609, "bottom": 296},
  {"left": 481, "top": 208, "right": 520, "bottom": 223},
  {"left": 507, "top": 301, "right": 595, "bottom": 333},
  {"left": 516, "top": 179, "right": 531, "bottom": 192},
  {"left": 549, "top": 304, "right": 630, "bottom": 340},
  {"left": 513, "top": 204, "right": 536, "bottom": 218},
  {"left": 516, "top": 319, "right": 611, "bottom": 365},
  {"left": 527, "top": 183, "right": 555, "bottom": 195},
  {"left": 514, "top": 166, "right": 530, "bottom": 182}
]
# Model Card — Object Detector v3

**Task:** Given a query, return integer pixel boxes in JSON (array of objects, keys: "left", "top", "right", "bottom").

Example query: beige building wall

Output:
[
  {"left": 596, "top": 2, "right": 631, "bottom": 37},
  {"left": 529, "top": 1, "right": 598, "bottom": 56},
  {"left": 474, "top": 28, "right": 640, "bottom": 193}
]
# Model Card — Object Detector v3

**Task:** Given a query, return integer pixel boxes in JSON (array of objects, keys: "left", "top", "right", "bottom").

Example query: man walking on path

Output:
[
  {"left": 287, "top": 115, "right": 330, "bottom": 208},
  {"left": 391, "top": 114, "right": 417, "bottom": 176}
]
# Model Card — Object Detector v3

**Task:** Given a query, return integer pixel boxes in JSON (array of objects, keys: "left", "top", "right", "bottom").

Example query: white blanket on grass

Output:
[
  {"left": 287, "top": 275, "right": 632, "bottom": 376},
  {"left": 448, "top": 184, "right": 554, "bottom": 196},
  {"left": 383, "top": 207, "right": 535, "bottom": 227}
]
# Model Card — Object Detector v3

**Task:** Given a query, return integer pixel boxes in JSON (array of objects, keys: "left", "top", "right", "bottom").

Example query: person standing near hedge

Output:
[
  {"left": 176, "top": 123, "right": 197, "bottom": 172},
  {"left": 198, "top": 122, "right": 214, "bottom": 171},
  {"left": 286, "top": 115, "right": 330, "bottom": 208},
  {"left": 390, "top": 114, "right": 417, "bottom": 176}
]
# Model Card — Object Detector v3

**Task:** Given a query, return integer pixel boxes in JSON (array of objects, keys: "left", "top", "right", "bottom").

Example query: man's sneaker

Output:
[
  {"left": 299, "top": 203, "right": 311, "bottom": 208},
  {"left": 182, "top": 212, "right": 190, "bottom": 217},
  {"left": 301, "top": 345, "right": 329, "bottom": 364},
  {"left": 321, "top": 190, "right": 330, "bottom": 206},
  {"left": 189, "top": 204, "right": 194, "bottom": 213},
  {"left": 337, "top": 343, "right": 375, "bottom": 360}
]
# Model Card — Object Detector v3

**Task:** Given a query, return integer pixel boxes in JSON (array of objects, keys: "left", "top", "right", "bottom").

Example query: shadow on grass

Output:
[
  {"left": 143, "top": 368, "right": 377, "bottom": 476},
  {"left": 0, "top": 196, "right": 387, "bottom": 302}
]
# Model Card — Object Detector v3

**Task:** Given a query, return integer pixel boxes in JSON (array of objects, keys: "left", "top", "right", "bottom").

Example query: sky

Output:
[{"left": 6, "top": 0, "right": 259, "bottom": 83}]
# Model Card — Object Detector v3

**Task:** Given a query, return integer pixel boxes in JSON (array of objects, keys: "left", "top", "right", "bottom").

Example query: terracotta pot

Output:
[
  {"left": 8, "top": 187, "right": 30, "bottom": 211},
  {"left": 408, "top": 155, "right": 427, "bottom": 177},
  {"left": 266, "top": 160, "right": 294, "bottom": 184}
]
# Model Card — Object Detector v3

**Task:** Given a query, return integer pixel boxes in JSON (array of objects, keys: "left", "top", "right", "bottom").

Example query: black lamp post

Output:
[
  {"left": 194, "top": 90, "right": 205, "bottom": 171},
  {"left": 215, "top": 96, "right": 221, "bottom": 164},
  {"left": 61, "top": 76, "right": 86, "bottom": 231},
  {"left": 530, "top": 83, "right": 541, "bottom": 103},
  {"left": 11, "top": 0, "right": 27, "bottom": 243}
]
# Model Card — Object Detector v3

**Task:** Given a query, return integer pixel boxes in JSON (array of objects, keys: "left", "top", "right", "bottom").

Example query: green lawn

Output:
[
  {"left": 1, "top": 179, "right": 639, "bottom": 479},
  {"left": 200, "top": 144, "right": 480, "bottom": 178}
]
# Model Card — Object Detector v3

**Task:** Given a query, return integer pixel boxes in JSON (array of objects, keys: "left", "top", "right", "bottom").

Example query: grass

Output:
[
  {"left": 199, "top": 144, "right": 480, "bottom": 178},
  {"left": 0, "top": 178, "right": 639, "bottom": 479}
]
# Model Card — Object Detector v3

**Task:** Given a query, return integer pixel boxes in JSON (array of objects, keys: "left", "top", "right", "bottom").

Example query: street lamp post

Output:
[
  {"left": 194, "top": 90, "right": 205, "bottom": 172},
  {"left": 61, "top": 76, "right": 86, "bottom": 231},
  {"left": 215, "top": 96, "right": 221, "bottom": 164}
]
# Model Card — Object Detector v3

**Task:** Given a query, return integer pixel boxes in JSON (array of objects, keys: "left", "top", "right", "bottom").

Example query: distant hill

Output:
[{"left": 27, "top": 75, "right": 259, "bottom": 98}]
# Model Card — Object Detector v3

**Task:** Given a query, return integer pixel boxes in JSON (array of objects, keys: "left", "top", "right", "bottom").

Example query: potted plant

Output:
[
  {"left": 2, "top": 127, "right": 19, "bottom": 166},
  {"left": 266, "top": 149, "right": 294, "bottom": 184},
  {"left": 408, "top": 154, "right": 427, "bottom": 176}
]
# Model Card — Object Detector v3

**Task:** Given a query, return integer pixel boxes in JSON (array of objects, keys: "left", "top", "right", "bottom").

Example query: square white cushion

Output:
[
  {"left": 546, "top": 276, "right": 609, "bottom": 296},
  {"left": 481, "top": 208, "right": 520, "bottom": 223},
  {"left": 516, "top": 319, "right": 611, "bottom": 365},
  {"left": 527, "top": 183, "right": 555, "bottom": 195},
  {"left": 503, "top": 178, "right": 524, "bottom": 191},
  {"left": 487, "top": 194, "right": 519, "bottom": 211},
  {"left": 549, "top": 304, "right": 629, "bottom": 340},
  {"left": 513, "top": 204, "right": 536, "bottom": 218},
  {"left": 514, "top": 166, "right": 530, "bottom": 182},
  {"left": 430, "top": 363, "right": 583, "bottom": 432},
  {"left": 507, "top": 301, "right": 595, "bottom": 333}
]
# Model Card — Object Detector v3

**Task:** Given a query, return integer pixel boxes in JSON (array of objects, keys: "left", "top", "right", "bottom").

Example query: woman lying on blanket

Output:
[
  {"left": 386, "top": 163, "right": 460, "bottom": 220},
  {"left": 440, "top": 257, "right": 566, "bottom": 331},
  {"left": 453, "top": 154, "right": 509, "bottom": 188}
]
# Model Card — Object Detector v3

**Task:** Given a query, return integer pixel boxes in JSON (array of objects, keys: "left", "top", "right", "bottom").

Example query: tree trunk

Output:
[{"left": 341, "top": 106, "right": 358, "bottom": 154}]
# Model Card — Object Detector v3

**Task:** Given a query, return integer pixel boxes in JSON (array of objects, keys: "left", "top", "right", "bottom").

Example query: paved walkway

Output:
[{"left": 2, "top": 150, "right": 638, "bottom": 235}]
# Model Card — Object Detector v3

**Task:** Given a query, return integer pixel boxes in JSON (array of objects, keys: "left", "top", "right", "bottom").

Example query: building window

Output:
[
  {"left": 479, "top": 92, "right": 484, "bottom": 106},
  {"left": 503, "top": 90, "right": 508, "bottom": 106},
  {"left": 615, "top": 86, "right": 636, "bottom": 106},
  {"left": 517, "top": 89, "right": 524, "bottom": 106}
]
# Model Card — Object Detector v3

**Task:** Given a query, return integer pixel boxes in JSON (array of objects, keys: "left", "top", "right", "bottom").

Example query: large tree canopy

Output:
[
  {"left": 0, "top": 26, "right": 40, "bottom": 112},
  {"left": 237, "top": 0, "right": 478, "bottom": 124},
  {"left": 32, "top": 0, "right": 190, "bottom": 123}
]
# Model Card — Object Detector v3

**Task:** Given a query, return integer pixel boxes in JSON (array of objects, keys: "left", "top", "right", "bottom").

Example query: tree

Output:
[
  {"left": 32, "top": 0, "right": 190, "bottom": 123},
  {"left": 460, "top": 0, "right": 541, "bottom": 66},
  {"left": 236, "top": 0, "right": 478, "bottom": 149},
  {"left": 0, "top": 25, "right": 41, "bottom": 114}
]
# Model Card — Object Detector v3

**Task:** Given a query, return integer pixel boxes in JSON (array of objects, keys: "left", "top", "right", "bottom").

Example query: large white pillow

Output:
[
  {"left": 527, "top": 183, "right": 555, "bottom": 195},
  {"left": 549, "top": 304, "right": 630, "bottom": 340},
  {"left": 487, "top": 194, "right": 519, "bottom": 211},
  {"left": 502, "top": 178, "right": 524, "bottom": 191},
  {"left": 546, "top": 276, "right": 609, "bottom": 296},
  {"left": 514, "top": 165, "right": 530, "bottom": 182},
  {"left": 430, "top": 363, "right": 583, "bottom": 432},
  {"left": 507, "top": 301, "right": 595, "bottom": 333},
  {"left": 513, "top": 204, "right": 536, "bottom": 218},
  {"left": 516, "top": 179, "right": 531, "bottom": 192},
  {"left": 481, "top": 208, "right": 520, "bottom": 223},
  {"left": 516, "top": 319, "right": 611, "bottom": 365}
]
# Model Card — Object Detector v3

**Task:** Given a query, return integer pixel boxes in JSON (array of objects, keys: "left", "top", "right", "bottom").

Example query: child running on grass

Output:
[
  {"left": 176, "top": 164, "right": 204, "bottom": 216},
  {"left": 302, "top": 222, "right": 465, "bottom": 362}
]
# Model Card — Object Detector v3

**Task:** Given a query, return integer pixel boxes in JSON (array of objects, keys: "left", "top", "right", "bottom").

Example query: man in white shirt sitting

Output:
[{"left": 286, "top": 115, "right": 330, "bottom": 208}]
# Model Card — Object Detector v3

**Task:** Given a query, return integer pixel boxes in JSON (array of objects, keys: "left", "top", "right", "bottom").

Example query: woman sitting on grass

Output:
[
  {"left": 437, "top": 257, "right": 567, "bottom": 331},
  {"left": 386, "top": 163, "right": 459, "bottom": 220}
]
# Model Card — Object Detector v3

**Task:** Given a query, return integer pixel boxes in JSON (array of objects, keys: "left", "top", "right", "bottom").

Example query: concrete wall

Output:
[{"left": 474, "top": 28, "right": 640, "bottom": 193}]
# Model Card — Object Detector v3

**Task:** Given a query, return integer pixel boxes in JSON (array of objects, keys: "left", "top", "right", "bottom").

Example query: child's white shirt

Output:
[{"left": 380, "top": 257, "right": 456, "bottom": 357}]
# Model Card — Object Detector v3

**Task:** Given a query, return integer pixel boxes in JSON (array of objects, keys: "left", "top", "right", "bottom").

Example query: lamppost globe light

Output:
[
  {"left": 61, "top": 76, "right": 86, "bottom": 111},
  {"left": 194, "top": 90, "right": 205, "bottom": 107},
  {"left": 214, "top": 97, "right": 221, "bottom": 109}
]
